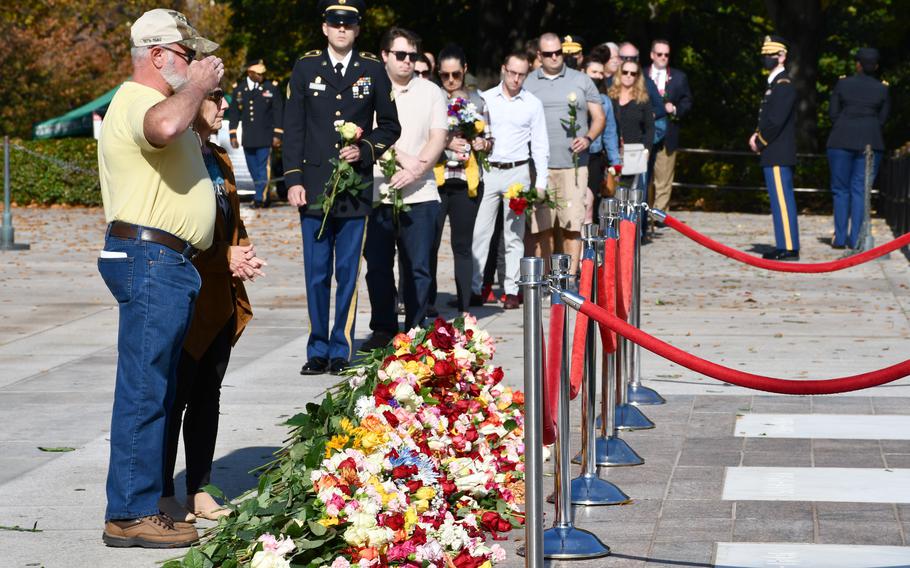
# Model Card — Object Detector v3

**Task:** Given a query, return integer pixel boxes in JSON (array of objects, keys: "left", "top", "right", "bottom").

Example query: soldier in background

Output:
[
  {"left": 749, "top": 35, "right": 799, "bottom": 261},
  {"left": 826, "top": 47, "right": 890, "bottom": 250},
  {"left": 228, "top": 57, "right": 283, "bottom": 208}
]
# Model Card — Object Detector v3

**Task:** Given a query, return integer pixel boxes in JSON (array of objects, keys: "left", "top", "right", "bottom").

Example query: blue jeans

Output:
[
  {"left": 300, "top": 214, "right": 367, "bottom": 361},
  {"left": 243, "top": 146, "right": 271, "bottom": 204},
  {"left": 762, "top": 165, "right": 800, "bottom": 251},
  {"left": 828, "top": 148, "right": 883, "bottom": 248},
  {"left": 98, "top": 228, "right": 200, "bottom": 521},
  {"left": 365, "top": 201, "right": 440, "bottom": 333}
]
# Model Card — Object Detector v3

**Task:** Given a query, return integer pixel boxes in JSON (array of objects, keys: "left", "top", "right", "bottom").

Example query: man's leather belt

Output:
[
  {"left": 489, "top": 159, "right": 530, "bottom": 170},
  {"left": 108, "top": 221, "right": 198, "bottom": 258}
]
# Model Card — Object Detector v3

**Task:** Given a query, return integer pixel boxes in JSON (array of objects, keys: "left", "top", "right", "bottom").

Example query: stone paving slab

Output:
[{"left": 1, "top": 206, "right": 909, "bottom": 566}]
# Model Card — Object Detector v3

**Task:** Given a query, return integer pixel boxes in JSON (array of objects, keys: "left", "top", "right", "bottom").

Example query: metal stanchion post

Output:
[
  {"left": 627, "top": 187, "right": 665, "bottom": 406},
  {"left": 541, "top": 253, "right": 610, "bottom": 560},
  {"left": 589, "top": 199, "right": 645, "bottom": 467},
  {"left": 614, "top": 182, "right": 654, "bottom": 430},
  {"left": 566, "top": 225, "right": 629, "bottom": 505},
  {"left": 517, "top": 257, "right": 545, "bottom": 567},
  {"left": 858, "top": 144, "right": 876, "bottom": 252},
  {"left": 1, "top": 136, "right": 30, "bottom": 251}
]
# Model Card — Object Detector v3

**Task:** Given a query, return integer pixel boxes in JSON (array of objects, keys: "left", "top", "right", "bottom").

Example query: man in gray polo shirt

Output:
[{"left": 525, "top": 32, "right": 604, "bottom": 275}]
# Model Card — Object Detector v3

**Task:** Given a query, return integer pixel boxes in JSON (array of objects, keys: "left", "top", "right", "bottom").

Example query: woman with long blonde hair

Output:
[{"left": 608, "top": 59, "right": 654, "bottom": 172}]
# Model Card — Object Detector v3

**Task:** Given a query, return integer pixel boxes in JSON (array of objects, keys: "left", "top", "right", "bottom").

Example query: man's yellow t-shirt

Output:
[{"left": 98, "top": 81, "right": 215, "bottom": 250}]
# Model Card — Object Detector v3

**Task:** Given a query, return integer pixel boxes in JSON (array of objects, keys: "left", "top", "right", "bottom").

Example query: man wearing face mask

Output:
[{"left": 749, "top": 35, "right": 799, "bottom": 261}]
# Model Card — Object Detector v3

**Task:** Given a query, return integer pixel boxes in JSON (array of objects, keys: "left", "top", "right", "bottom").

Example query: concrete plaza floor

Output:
[{"left": 1, "top": 204, "right": 909, "bottom": 567}]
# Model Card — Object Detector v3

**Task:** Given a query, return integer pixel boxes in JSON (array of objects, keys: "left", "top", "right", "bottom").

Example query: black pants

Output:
[
  {"left": 163, "top": 319, "right": 233, "bottom": 497},
  {"left": 588, "top": 151, "right": 606, "bottom": 218},
  {"left": 430, "top": 180, "right": 480, "bottom": 311}
]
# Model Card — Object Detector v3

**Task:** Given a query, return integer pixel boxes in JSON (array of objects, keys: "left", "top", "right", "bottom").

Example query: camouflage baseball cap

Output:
[{"left": 130, "top": 9, "right": 219, "bottom": 55}]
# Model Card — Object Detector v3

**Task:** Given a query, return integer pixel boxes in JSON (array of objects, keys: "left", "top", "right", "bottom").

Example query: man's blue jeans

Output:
[
  {"left": 98, "top": 229, "right": 200, "bottom": 521},
  {"left": 828, "top": 148, "right": 883, "bottom": 248},
  {"left": 243, "top": 146, "right": 271, "bottom": 205}
]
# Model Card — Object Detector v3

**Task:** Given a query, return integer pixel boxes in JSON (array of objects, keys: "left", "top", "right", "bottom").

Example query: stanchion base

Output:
[
  {"left": 573, "top": 435, "right": 645, "bottom": 467},
  {"left": 628, "top": 382, "right": 665, "bottom": 406},
  {"left": 616, "top": 403, "right": 655, "bottom": 430},
  {"left": 568, "top": 474, "right": 629, "bottom": 505},
  {"left": 541, "top": 525, "right": 610, "bottom": 559},
  {"left": 0, "top": 242, "right": 30, "bottom": 251}
]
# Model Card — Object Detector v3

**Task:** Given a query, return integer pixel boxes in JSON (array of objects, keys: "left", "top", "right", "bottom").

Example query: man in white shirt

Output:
[
  {"left": 362, "top": 27, "right": 447, "bottom": 348},
  {"left": 472, "top": 51, "right": 549, "bottom": 310}
]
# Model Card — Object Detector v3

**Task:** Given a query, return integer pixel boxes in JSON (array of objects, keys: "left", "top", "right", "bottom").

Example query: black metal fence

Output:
[{"left": 878, "top": 153, "right": 910, "bottom": 235}]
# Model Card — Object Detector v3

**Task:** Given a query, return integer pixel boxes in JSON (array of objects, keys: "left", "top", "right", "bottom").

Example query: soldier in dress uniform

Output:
[
  {"left": 826, "top": 47, "right": 890, "bottom": 250},
  {"left": 749, "top": 35, "right": 799, "bottom": 261},
  {"left": 228, "top": 57, "right": 284, "bottom": 208},
  {"left": 283, "top": 0, "right": 400, "bottom": 375}
]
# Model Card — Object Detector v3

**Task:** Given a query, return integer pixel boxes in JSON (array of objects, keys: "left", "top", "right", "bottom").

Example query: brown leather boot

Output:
[{"left": 102, "top": 513, "right": 198, "bottom": 548}]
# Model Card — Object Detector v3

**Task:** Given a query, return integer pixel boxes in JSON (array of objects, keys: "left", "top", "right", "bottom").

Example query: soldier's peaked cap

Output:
[
  {"left": 761, "top": 35, "right": 788, "bottom": 55},
  {"left": 319, "top": 0, "right": 364, "bottom": 25}
]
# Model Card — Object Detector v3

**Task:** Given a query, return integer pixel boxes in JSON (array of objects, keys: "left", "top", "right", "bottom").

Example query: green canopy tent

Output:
[{"left": 32, "top": 84, "right": 122, "bottom": 139}]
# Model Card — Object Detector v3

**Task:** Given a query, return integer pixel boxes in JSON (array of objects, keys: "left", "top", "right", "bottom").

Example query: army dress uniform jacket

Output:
[
  {"left": 755, "top": 71, "right": 797, "bottom": 168},
  {"left": 283, "top": 49, "right": 400, "bottom": 218},
  {"left": 228, "top": 79, "right": 284, "bottom": 148},
  {"left": 827, "top": 74, "right": 890, "bottom": 152}
]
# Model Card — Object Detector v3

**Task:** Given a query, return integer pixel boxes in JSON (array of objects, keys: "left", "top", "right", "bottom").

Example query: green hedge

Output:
[{"left": 8, "top": 138, "right": 101, "bottom": 206}]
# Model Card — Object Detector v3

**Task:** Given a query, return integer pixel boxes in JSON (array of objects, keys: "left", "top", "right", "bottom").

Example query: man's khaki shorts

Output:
[{"left": 531, "top": 167, "right": 588, "bottom": 234}]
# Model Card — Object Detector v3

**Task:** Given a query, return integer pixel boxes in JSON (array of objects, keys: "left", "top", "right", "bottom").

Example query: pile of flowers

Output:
[{"left": 165, "top": 316, "right": 524, "bottom": 568}]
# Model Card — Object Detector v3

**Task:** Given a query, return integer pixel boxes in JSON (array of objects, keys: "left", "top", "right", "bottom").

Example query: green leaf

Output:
[
  {"left": 202, "top": 484, "right": 226, "bottom": 501},
  {"left": 296, "top": 537, "right": 328, "bottom": 549},
  {"left": 182, "top": 547, "right": 212, "bottom": 568},
  {"left": 308, "top": 519, "right": 328, "bottom": 536},
  {"left": 504, "top": 419, "right": 518, "bottom": 432},
  {"left": 37, "top": 446, "right": 75, "bottom": 452}
]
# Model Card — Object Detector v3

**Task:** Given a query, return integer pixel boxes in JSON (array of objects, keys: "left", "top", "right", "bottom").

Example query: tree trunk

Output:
[{"left": 764, "top": 0, "right": 823, "bottom": 152}]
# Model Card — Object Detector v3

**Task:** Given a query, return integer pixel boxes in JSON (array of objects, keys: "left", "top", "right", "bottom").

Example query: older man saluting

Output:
[{"left": 97, "top": 8, "right": 222, "bottom": 548}]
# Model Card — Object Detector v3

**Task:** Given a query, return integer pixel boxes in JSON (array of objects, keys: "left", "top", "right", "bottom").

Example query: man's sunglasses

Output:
[
  {"left": 389, "top": 50, "right": 419, "bottom": 62},
  {"left": 158, "top": 45, "right": 196, "bottom": 64},
  {"left": 653, "top": 51, "right": 670, "bottom": 58},
  {"left": 439, "top": 70, "right": 463, "bottom": 81},
  {"left": 540, "top": 49, "right": 563, "bottom": 59}
]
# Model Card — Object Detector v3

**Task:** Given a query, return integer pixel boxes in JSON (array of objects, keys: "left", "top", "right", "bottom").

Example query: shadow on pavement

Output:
[{"left": 173, "top": 445, "right": 281, "bottom": 499}]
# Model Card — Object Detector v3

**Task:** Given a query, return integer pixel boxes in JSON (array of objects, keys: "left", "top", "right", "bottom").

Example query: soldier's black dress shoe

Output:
[
  {"left": 330, "top": 358, "right": 350, "bottom": 375},
  {"left": 300, "top": 357, "right": 329, "bottom": 375},
  {"left": 761, "top": 249, "right": 800, "bottom": 261}
]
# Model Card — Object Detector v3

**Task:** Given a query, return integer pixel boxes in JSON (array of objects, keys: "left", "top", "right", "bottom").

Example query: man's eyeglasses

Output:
[
  {"left": 540, "top": 49, "right": 563, "bottom": 59},
  {"left": 653, "top": 52, "right": 670, "bottom": 58},
  {"left": 415, "top": 69, "right": 430, "bottom": 78},
  {"left": 504, "top": 69, "right": 528, "bottom": 79},
  {"left": 207, "top": 89, "right": 224, "bottom": 102},
  {"left": 158, "top": 45, "right": 196, "bottom": 64},
  {"left": 619, "top": 55, "right": 638, "bottom": 62},
  {"left": 439, "top": 70, "right": 463, "bottom": 81},
  {"left": 621, "top": 70, "right": 639, "bottom": 77},
  {"left": 389, "top": 50, "right": 419, "bottom": 62}
]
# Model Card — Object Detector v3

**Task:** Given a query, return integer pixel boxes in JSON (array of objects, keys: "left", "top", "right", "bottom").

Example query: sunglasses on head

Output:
[
  {"left": 619, "top": 55, "right": 638, "bottom": 62},
  {"left": 621, "top": 69, "right": 639, "bottom": 77},
  {"left": 389, "top": 50, "right": 419, "bottom": 62},
  {"left": 439, "top": 70, "right": 463, "bottom": 81},
  {"left": 540, "top": 49, "right": 563, "bottom": 59}
]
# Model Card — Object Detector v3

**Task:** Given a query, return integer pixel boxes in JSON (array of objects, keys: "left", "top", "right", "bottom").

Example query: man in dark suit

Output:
[
  {"left": 646, "top": 39, "right": 693, "bottom": 214},
  {"left": 228, "top": 57, "right": 283, "bottom": 208},
  {"left": 283, "top": 0, "right": 400, "bottom": 375},
  {"left": 826, "top": 47, "right": 890, "bottom": 250},
  {"left": 749, "top": 35, "right": 799, "bottom": 261}
]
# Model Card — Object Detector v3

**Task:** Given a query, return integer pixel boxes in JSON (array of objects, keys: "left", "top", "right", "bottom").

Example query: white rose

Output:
[
  {"left": 568, "top": 92, "right": 578, "bottom": 103},
  {"left": 251, "top": 550, "right": 291, "bottom": 568}
]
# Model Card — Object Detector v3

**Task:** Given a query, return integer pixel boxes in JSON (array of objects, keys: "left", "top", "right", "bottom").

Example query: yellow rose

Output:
[
  {"left": 404, "top": 506, "right": 418, "bottom": 532},
  {"left": 415, "top": 486, "right": 436, "bottom": 501},
  {"left": 359, "top": 430, "right": 387, "bottom": 451},
  {"left": 505, "top": 182, "right": 523, "bottom": 200},
  {"left": 474, "top": 119, "right": 486, "bottom": 134},
  {"left": 413, "top": 499, "right": 429, "bottom": 514},
  {"left": 337, "top": 121, "right": 359, "bottom": 140},
  {"left": 318, "top": 516, "right": 340, "bottom": 527}
]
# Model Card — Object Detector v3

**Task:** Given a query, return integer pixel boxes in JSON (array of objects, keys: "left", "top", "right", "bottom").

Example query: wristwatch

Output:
[{"left": 583, "top": 135, "right": 593, "bottom": 144}]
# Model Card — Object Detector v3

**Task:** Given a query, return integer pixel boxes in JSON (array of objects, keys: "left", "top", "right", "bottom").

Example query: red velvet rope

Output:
[
  {"left": 568, "top": 259, "right": 594, "bottom": 399},
  {"left": 664, "top": 214, "right": 910, "bottom": 273},
  {"left": 543, "top": 304, "right": 564, "bottom": 445},
  {"left": 617, "top": 219, "right": 636, "bottom": 319},
  {"left": 599, "top": 238, "right": 618, "bottom": 354},
  {"left": 577, "top": 299, "right": 910, "bottom": 395}
]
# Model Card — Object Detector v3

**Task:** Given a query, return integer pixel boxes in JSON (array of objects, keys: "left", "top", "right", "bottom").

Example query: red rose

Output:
[
  {"left": 391, "top": 464, "right": 418, "bottom": 479},
  {"left": 405, "top": 479, "right": 423, "bottom": 493},
  {"left": 383, "top": 513, "right": 405, "bottom": 530},
  {"left": 439, "top": 477, "right": 457, "bottom": 496},
  {"left": 452, "top": 549, "right": 487, "bottom": 568},
  {"left": 433, "top": 359, "right": 456, "bottom": 378},
  {"left": 410, "top": 525, "right": 427, "bottom": 546},
  {"left": 382, "top": 410, "right": 399, "bottom": 428},
  {"left": 490, "top": 367, "right": 504, "bottom": 383},
  {"left": 374, "top": 383, "right": 394, "bottom": 405},
  {"left": 509, "top": 197, "right": 528, "bottom": 215},
  {"left": 464, "top": 428, "right": 479, "bottom": 442}
]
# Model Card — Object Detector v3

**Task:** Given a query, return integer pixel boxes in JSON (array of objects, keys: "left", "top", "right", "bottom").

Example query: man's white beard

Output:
[{"left": 161, "top": 53, "right": 188, "bottom": 91}]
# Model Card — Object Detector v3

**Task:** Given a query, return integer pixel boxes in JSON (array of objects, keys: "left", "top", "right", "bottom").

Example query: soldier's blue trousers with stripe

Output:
[{"left": 763, "top": 165, "right": 800, "bottom": 252}]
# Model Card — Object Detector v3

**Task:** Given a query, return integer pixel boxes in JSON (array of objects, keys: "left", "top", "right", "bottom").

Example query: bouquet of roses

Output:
[
  {"left": 503, "top": 182, "right": 557, "bottom": 217},
  {"left": 377, "top": 148, "right": 410, "bottom": 230},
  {"left": 446, "top": 97, "right": 490, "bottom": 171},
  {"left": 317, "top": 121, "right": 371, "bottom": 238}
]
